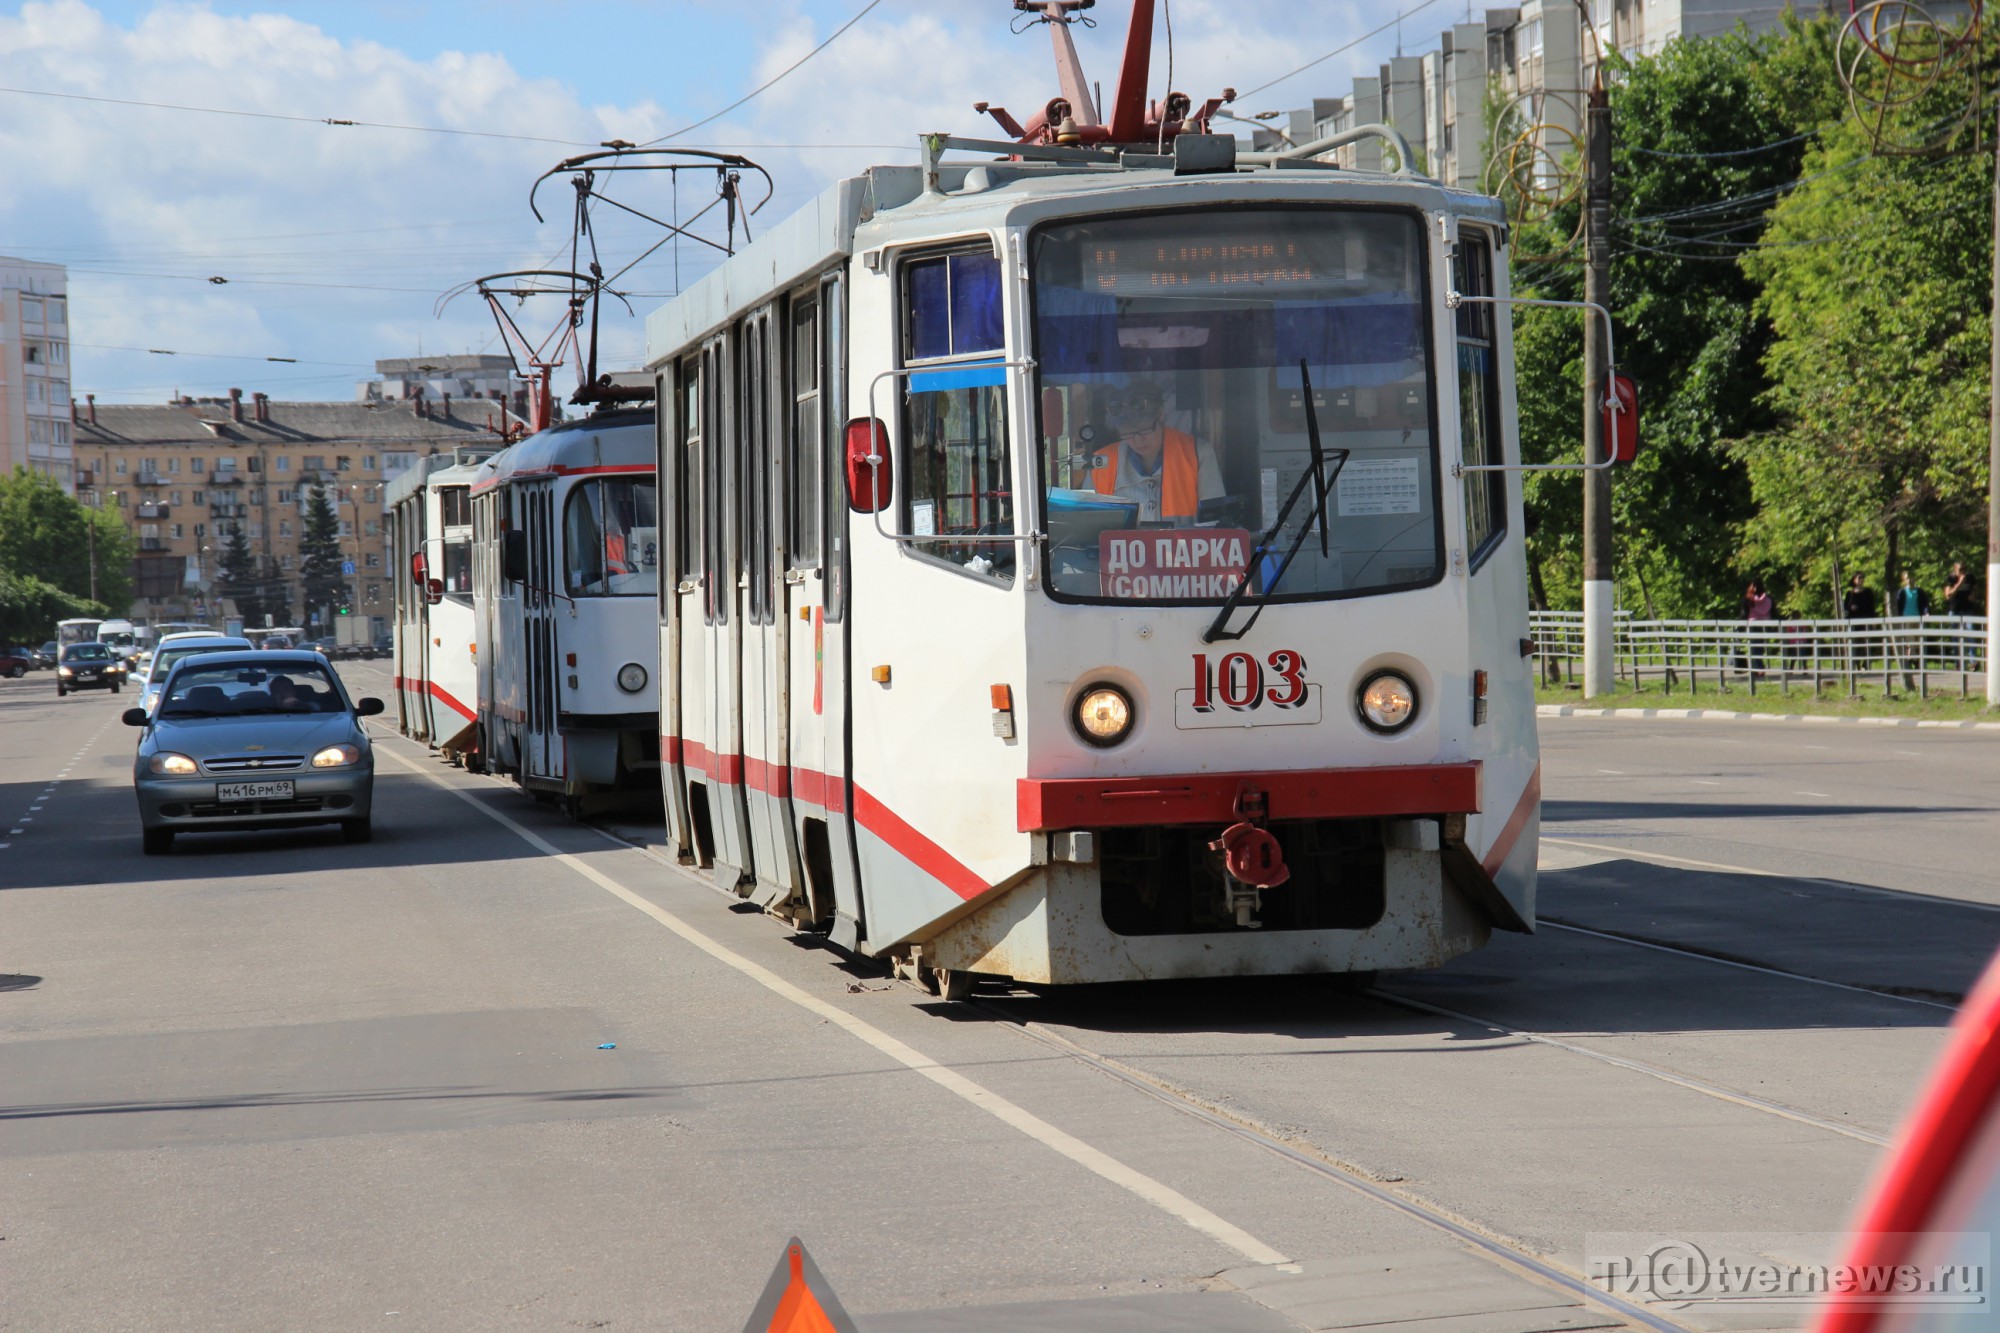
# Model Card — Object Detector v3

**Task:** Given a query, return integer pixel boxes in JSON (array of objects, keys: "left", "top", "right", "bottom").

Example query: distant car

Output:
[
  {"left": 133, "top": 650, "right": 154, "bottom": 678},
  {"left": 57, "top": 642, "right": 127, "bottom": 695},
  {"left": 371, "top": 635, "right": 392, "bottom": 660},
  {"left": 139, "top": 636, "right": 255, "bottom": 716},
  {"left": 38, "top": 642, "right": 58, "bottom": 668},
  {"left": 260, "top": 635, "right": 294, "bottom": 651},
  {"left": 0, "top": 649, "right": 32, "bottom": 679},
  {"left": 307, "top": 637, "right": 337, "bottom": 658},
  {"left": 123, "top": 649, "right": 384, "bottom": 854}
]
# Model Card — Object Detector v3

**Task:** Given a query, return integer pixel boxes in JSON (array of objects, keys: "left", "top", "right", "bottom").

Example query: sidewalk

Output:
[{"left": 1539, "top": 703, "right": 2000, "bottom": 730}]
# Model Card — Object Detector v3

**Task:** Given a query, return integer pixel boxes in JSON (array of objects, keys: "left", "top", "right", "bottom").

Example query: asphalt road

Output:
[{"left": 1, "top": 663, "right": 1992, "bottom": 1332}]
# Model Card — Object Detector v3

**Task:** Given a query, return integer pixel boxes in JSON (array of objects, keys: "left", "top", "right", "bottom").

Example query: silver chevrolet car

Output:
[{"left": 123, "top": 650, "right": 383, "bottom": 854}]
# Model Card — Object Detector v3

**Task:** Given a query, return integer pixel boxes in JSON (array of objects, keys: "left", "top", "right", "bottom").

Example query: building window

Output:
[
  {"left": 338, "top": 520, "right": 353, "bottom": 539},
  {"left": 49, "top": 341, "right": 65, "bottom": 364},
  {"left": 24, "top": 342, "right": 41, "bottom": 364},
  {"left": 364, "top": 520, "right": 379, "bottom": 537},
  {"left": 303, "top": 455, "right": 326, "bottom": 471},
  {"left": 167, "top": 457, "right": 180, "bottom": 474},
  {"left": 25, "top": 380, "right": 46, "bottom": 404},
  {"left": 363, "top": 455, "right": 377, "bottom": 471},
  {"left": 171, "top": 491, "right": 182, "bottom": 505},
  {"left": 115, "top": 457, "right": 128, "bottom": 475},
  {"left": 365, "top": 580, "right": 380, "bottom": 601},
  {"left": 214, "top": 456, "right": 235, "bottom": 472},
  {"left": 191, "top": 489, "right": 206, "bottom": 503},
  {"left": 249, "top": 522, "right": 263, "bottom": 538},
  {"left": 194, "top": 523, "right": 205, "bottom": 538},
  {"left": 249, "top": 489, "right": 265, "bottom": 505},
  {"left": 275, "top": 456, "right": 290, "bottom": 473},
  {"left": 171, "top": 524, "right": 183, "bottom": 539},
  {"left": 279, "top": 520, "right": 292, "bottom": 538},
  {"left": 336, "top": 456, "right": 352, "bottom": 472},
  {"left": 278, "top": 553, "right": 292, "bottom": 570},
  {"left": 278, "top": 487, "right": 296, "bottom": 503},
  {"left": 190, "top": 457, "right": 205, "bottom": 474},
  {"left": 47, "top": 298, "right": 64, "bottom": 326},
  {"left": 248, "top": 456, "right": 262, "bottom": 473},
  {"left": 22, "top": 297, "right": 42, "bottom": 322},
  {"left": 364, "top": 553, "right": 380, "bottom": 568}
]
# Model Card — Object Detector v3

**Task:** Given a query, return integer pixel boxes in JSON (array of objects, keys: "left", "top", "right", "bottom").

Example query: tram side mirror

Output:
[
  {"left": 845, "top": 418, "right": 891, "bottom": 514},
  {"left": 410, "top": 552, "right": 427, "bottom": 587},
  {"left": 1604, "top": 373, "right": 1639, "bottom": 464},
  {"left": 425, "top": 577, "right": 445, "bottom": 606},
  {"left": 501, "top": 529, "right": 529, "bottom": 583}
]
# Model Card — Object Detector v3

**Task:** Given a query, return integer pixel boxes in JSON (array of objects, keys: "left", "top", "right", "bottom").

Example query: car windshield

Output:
[
  {"left": 159, "top": 662, "right": 346, "bottom": 718},
  {"left": 150, "top": 643, "right": 249, "bottom": 682},
  {"left": 1032, "top": 207, "right": 1442, "bottom": 605},
  {"left": 65, "top": 645, "right": 111, "bottom": 661}
]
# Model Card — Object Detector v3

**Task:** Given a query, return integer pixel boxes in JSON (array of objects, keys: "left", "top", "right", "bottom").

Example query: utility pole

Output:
[
  {"left": 1582, "top": 81, "right": 1615, "bottom": 697},
  {"left": 87, "top": 509, "right": 98, "bottom": 604}
]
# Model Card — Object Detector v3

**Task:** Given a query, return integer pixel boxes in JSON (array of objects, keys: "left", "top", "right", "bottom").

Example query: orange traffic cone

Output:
[{"left": 741, "top": 1237, "right": 858, "bottom": 1333}]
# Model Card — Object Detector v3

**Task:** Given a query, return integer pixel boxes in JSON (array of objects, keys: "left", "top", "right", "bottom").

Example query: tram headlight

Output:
[
  {"left": 616, "top": 662, "right": 648, "bottom": 694},
  {"left": 1073, "top": 684, "right": 1134, "bottom": 747},
  {"left": 1356, "top": 670, "right": 1418, "bottom": 733}
]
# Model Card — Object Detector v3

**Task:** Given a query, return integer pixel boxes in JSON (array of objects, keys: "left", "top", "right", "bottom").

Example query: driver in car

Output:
[
  {"left": 267, "top": 676, "right": 309, "bottom": 712},
  {"left": 1088, "top": 377, "right": 1225, "bottom": 523}
]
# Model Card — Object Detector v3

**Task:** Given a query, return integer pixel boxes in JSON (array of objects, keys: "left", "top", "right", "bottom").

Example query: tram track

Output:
[{"left": 968, "top": 994, "right": 1695, "bottom": 1333}]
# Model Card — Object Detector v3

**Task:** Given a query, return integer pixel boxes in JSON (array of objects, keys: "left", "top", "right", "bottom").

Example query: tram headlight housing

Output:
[
  {"left": 1072, "top": 683, "right": 1134, "bottom": 748},
  {"left": 616, "top": 662, "right": 648, "bottom": 694},
  {"left": 1356, "top": 670, "right": 1419, "bottom": 733}
]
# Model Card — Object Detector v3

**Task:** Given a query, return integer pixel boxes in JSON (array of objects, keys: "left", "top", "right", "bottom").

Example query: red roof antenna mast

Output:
[{"left": 977, "top": 0, "right": 1234, "bottom": 148}]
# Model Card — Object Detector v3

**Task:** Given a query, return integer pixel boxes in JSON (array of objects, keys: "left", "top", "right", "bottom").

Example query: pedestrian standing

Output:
[
  {"left": 1842, "top": 574, "right": 1877, "bottom": 620},
  {"left": 1945, "top": 562, "right": 1976, "bottom": 616},
  {"left": 1742, "top": 579, "right": 1774, "bottom": 673},
  {"left": 1892, "top": 569, "right": 1930, "bottom": 691}
]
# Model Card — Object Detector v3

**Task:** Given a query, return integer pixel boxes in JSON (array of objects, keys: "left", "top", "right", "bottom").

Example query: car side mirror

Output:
[
  {"left": 121, "top": 707, "right": 148, "bottom": 727},
  {"left": 355, "top": 697, "right": 385, "bottom": 717},
  {"left": 502, "top": 529, "right": 529, "bottom": 583}
]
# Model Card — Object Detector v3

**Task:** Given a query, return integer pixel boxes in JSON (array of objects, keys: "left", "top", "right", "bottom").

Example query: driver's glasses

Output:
[{"left": 1106, "top": 393, "right": 1159, "bottom": 420}]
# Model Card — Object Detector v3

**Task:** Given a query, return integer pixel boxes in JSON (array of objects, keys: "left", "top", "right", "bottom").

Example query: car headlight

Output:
[
  {"left": 149, "top": 752, "right": 199, "bottom": 775},
  {"left": 58, "top": 666, "right": 74, "bottom": 677},
  {"left": 616, "top": 662, "right": 648, "bottom": 694},
  {"left": 1356, "top": 670, "right": 1418, "bottom": 733},
  {"left": 1073, "top": 683, "right": 1134, "bottom": 747},
  {"left": 310, "top": 744, "right": 361, "bottom": 768}
]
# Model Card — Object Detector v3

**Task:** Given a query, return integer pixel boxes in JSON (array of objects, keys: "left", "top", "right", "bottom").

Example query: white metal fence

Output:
[{"left": 1529, "top": 611, "right": 1991, "bottom": 699}]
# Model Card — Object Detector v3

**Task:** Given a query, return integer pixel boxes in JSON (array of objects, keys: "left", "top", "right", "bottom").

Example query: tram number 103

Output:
[{"left": 1190, "top": 650, "right": 1309, "bottom": 713}]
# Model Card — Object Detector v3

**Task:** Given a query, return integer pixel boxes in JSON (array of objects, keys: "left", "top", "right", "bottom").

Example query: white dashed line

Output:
[
  {"left": 1796, "top": 791, "right": 1831, "bottom": 798},
  {"left": 1597, "top": 769, "right": 1624, "bottom": 775},
  {"left": 1689, "top": 779, "right": 1721, "bottom": 786}
]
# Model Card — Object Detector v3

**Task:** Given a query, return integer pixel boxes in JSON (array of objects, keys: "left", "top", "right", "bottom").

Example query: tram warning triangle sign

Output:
[{"left": 740, "top": 1237, "right": 859, "bottom": 1333}]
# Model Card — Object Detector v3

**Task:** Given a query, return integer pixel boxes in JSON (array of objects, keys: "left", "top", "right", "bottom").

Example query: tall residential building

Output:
[
  {"left": 1268, "top": 0, "right": 1791, "bottom": 199},
  {"left": 71, "top": 388, "right": 518, "bottom": 630},
  {"left": 360, "top": 354, "right": 524, "bottom": 411},
  {"left": 1, "top": 257, "right": 73, "bottom": 491}
]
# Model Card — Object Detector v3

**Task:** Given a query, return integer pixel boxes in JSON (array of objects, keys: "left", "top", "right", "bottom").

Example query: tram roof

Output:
[
  {"left": 643, "top": 154, "right": 1506, "bottom": 365},
  {"left": 470, "top": 405, "right": 656, "bottom": 494},
  {"left": 384, "top": 445, "right": 502, "bottom": 510}
]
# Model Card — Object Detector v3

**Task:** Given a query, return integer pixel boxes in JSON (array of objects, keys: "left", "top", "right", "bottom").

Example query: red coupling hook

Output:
[{"left": 1210, "top": 822, "right": 1290, "bottom": 889}]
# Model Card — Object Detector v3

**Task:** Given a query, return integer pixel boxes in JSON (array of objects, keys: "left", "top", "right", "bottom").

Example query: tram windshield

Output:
[
  {"left": 1031, "top": 208, "right": 1442, "bottom": 604},
  {"left": 564, "top": 478, "right": 659, "bottom": 597}
]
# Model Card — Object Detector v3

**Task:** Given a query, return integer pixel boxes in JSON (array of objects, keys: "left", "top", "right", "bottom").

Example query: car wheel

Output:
[
  {"left": 6, "top": 665, "right": 23, "bottom": 679},
  {"left": 142, "top": 828, "right": 174, "bottom": 855},
  {"left": 57, "top": 684, "right": 67, "bottom": 696},
  {"left": 340, "top": 818, "right": 373, "bottom": 844},
  {"left": 110, "top": 682, "right": 121, "bottom": 694}
]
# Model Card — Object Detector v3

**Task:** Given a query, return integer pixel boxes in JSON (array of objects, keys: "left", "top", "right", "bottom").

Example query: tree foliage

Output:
[
  {"left": 298, "top": 485, "right": 345, "bottom": 625},
  {"left": 0, "top": 570, "right": 106, "bottom": 645},
  {"left": 0, "top": 467, "right": 133, "bottom": 611}
]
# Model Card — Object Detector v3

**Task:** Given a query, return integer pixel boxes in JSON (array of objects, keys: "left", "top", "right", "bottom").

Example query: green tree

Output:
[
  {"left": 298, "top": 485, "right": 345, "bottom": 625},
  {"left": 0, "top": 467, "right": 134, "bottom": 610},
  {"left": 1738, "top": 52, "right": 1992, "bottom": 613},
  {"left": 1512, "top": 21, "right": 1840, "bottom": 616},
  {"left": 0, "top": 569, "right": 106, "bottom": 644},
  {"left": 215, "top": 522, "right": 268, "bottom": 627}
]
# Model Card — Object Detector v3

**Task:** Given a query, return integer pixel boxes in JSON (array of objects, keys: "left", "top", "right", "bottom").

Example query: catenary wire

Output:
[
  {"left": 1238, "top": 0, "right": 1445, "bottom": 100},
  {"left": 640, "top": 0, "right": 883, "bottom": 146}
]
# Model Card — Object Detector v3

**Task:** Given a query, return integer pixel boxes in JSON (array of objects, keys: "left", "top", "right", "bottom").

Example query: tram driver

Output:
[{"left": 1086, "top": 377, "right": 1225, "bottom": 524}]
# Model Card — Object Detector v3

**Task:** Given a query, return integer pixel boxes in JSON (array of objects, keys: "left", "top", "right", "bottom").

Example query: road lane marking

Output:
[
  {"left": 1796, "top": 791, "right": 1831, "bottom": 798},
  {"left": 1596, "top": 769, "right": 1624, "bottom": 775},
  {"left": 373, "top": 742, "right": 1288, "bottom": 1267},
  {"left": 1689, "top": 779, "right": 1721, "bottom": 786}
]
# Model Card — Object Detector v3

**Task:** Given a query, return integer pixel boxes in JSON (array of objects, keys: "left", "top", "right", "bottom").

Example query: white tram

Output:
[
  {"left": 468, "top": 409, "right": 661, "bottom": 802},
  {"left": 388, "top": 447, "right": 495, "bottom": 758},
  {"left": 640, "top": 128, "right": 1545, "bottom": 992}
]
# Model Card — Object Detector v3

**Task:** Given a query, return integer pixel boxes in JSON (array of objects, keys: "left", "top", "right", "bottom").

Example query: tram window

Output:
[
  {"left": 564, "top": 479, "right": 659, "bottom": 597},
  {"left": 904, "top": 250, "right": 1002, "bottom": 360},
  {"left": 1455, "top": 232, "right": 1506, "bottom": 568},
  {"left": 900, "top": 248, "right": 1013, "bottom": 583},
  {"left": 439, "top": 486, "right": 471, "bottom": 527},
  {"left": 678, "top": 357, "right": 701, "bottom": 585},
  {"left": 822, "top": 274, "right": 847, "bottom": 621},
  {"left": 1030, "top": 208, "right": 1442, "bottom": 605},
  {"left": 788, "top": 295, "right": 821, "bottom": 568},
  {"left": 442, "top": 538, "right": 472, "bottom": 594}
]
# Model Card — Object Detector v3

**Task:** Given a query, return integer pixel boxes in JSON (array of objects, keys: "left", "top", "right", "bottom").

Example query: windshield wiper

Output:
[{"left": 1202, "top": 361, "right": 1350, "bottom": 644}]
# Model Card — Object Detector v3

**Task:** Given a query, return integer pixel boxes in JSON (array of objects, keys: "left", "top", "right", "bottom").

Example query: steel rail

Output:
[{"left": 974, "top": 999, "right": 1700, "bottom": 1333}]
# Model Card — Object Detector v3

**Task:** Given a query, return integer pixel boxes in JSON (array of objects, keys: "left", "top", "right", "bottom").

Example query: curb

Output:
[{"left": 1538, "top": 704, "right": 2000, "bottom": 731}]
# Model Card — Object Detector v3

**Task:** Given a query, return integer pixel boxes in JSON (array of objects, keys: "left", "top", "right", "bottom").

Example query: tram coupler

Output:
[{"left": 1211, "top": 784, "right": 1290, "bottom": 928}]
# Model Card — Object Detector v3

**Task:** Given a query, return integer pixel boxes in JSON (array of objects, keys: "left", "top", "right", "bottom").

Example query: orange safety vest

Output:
[{"left": 1092, "top": 428, "right": 1200, "bottom": 518}]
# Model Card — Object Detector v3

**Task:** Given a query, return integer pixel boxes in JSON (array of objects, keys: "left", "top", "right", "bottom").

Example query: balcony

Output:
[
  {"left": 75, "top": 469, "right": 94, "bottom": 487},
  {"left": 135, "top": 472, "right": 163, "bottom": 487},
  {"left": 135, "top": 503, "right": 169, "bottom": 520},
  {"left": 209, "top": 471, "right": 243, "bottom": 486},
  {"left": 210, "top": 503, "right": 248, "bottom": 519},
  {"left": 139, "top": 537, "right": 169, "bottom": 552}
]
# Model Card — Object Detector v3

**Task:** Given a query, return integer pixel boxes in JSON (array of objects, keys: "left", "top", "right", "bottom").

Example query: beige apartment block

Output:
[
  {"left": 1, "top": 257, "right": 73, "bottom": 491},
  {"left": 72, "top": 387, "right": 516, "bottom": 629}
]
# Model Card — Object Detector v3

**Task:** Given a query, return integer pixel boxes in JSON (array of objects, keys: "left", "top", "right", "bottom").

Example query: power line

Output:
[
  {"left": 642, "top": 0, "right": 884, "bottom": 146},
  {"left": 1238, "top": 0, "right": 1445, "bottom": 100},
  {"left": 1626, "top": 128, "right": 1816, "bottom": 160},
  {"left": 70, "top": 342, "right": 371, "bottom": 368}
]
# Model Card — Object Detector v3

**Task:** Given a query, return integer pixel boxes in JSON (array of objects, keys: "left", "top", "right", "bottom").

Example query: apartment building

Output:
[
  {"left": 71, "top": 387, "right": 517, "bottom": 628},
  {"left": 360, "top": 353, "right": 527, "bottom": 412},
  {"left": 0, "top": 257, "right": 74, "bottom": 491},
  {"left": 1270, "top": 0, "right": 1787, "bottom": 197}
]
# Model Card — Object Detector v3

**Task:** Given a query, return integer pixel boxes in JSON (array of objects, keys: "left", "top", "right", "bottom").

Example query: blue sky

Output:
[{"left": 1, "top": 0, "right": 1434, "bottom": 404}]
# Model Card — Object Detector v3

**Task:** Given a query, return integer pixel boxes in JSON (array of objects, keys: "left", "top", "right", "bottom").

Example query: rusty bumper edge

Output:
[{"left": 1016, "top": 762, "right": 1483, "bottom": 833}]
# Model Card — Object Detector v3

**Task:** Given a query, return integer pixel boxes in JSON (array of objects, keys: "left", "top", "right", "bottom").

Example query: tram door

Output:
[
  {"left": 659, "top": 363, "right": 698, "bottom": 861},
  {"left": 781, "top": 278, "right": 860, "bottom": 934},
  {"left": 702, "top": 336, "right": 754, "bottom": 883},
  {"left": 740, "top": 306, "right": 803, "bottom": 903},
  {"left": 521, "top": 479, "right": 564, "bottom": 784}
]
